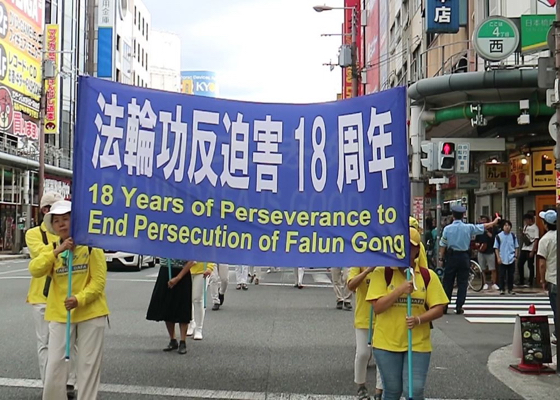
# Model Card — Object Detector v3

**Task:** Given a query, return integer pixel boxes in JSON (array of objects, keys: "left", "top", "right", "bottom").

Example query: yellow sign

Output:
[
  {"left": 0, "top": 0, "right": 43, "bottom": 108},
  {"left": 508, "top": 155, "right": 531, "bottom": 192},
  {"left": 484, "top": 163, "right": 509, "bottom": 182},
  {"left": 44, "top": 24, "right": 60, "bottom": 134},
  {"left": 532, "top": 149, "right": 555, "bottom": 187}
]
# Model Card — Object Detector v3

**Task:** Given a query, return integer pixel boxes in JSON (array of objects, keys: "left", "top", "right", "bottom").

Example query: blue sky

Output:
[{"left": 142, "top": 0, "right": 343, "bottom": 103}]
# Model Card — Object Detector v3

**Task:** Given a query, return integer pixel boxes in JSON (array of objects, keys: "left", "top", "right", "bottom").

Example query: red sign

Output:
[
  {"left": 365, "top": 0, "right": 379, "bottom": 94},
  {"left": 342, "top": 0, "right": 362, "bottom": 98}
]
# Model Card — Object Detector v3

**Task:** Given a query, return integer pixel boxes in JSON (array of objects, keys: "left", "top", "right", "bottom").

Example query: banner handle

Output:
[
  {"left": 407, "top": 267, "right": 413, "bottom": 400},
  {"left": 65, "top": 250, "right": 73, "bottom": 360},
  {"left": 203, "top": 262, "right": 207, "bottom": 309},
  {"left": 368, "top": 303, "right": 374, "bottom": 346},
  {"left": 167, "top": 258, "right": 172, "bottom": 281}
]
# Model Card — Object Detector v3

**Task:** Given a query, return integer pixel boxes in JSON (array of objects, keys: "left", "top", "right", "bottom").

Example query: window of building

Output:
[
  {"left": 116, "top": 68, "right": 122, "bottom": 82},
  {"left": 134, "top": 6, "right": 137, "bottom": 24},
  {"left": 146, "top": 54, "right": 148, "bottom": 70},
  {"left": 138, "top": 44, "right": 141, "bottom": 62},
  {"left": 117, "top": 35, "right": 121, "bottom": 51},
  {"left": 142, "top": 19, "right": 145, "bottom": 36},
  {"left": 146, "top": 24, "right": 149, "bottom": 40},
  {"left": 141, "top": 48, "right": 145, "bottom": 67}
]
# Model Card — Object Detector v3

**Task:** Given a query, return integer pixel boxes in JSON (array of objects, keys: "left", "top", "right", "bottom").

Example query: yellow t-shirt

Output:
[
  {"left": 348, "top": 267, "right": 375, "bottom": 330},
  {"left": 29, "top": 245, "right": 110, "bottom": 323},
  {"left": 190, "top": 262, "right": 216, "bottom": 275},
  {"left": 25, "top": 223, "right": 59, "bottom": 304},
  {"left": 366, "top": 266, "right": 448, "bottom": 352},
  {"left": 418, "top": 242, "right": 428, "bottom": 269}
]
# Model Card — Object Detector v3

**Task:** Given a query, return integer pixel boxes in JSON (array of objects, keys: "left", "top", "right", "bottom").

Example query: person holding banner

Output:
[
  {"left": 347, "top": 267, "right": 383, "bottom": 400},
  {"left": 210, "top": 263, "right": 230, "bottom": 311},
  {"left": 25, "top": 192, "right": 78, "bottom": 398},
  {"left": 294, "top": 267, "right": 305, "bottom": 289},
  {"left": 236, "top": 265, "right": 250, "bottom": 290},
  {"left": 147, "top": 258, "right": 195, "bottom": 354},
  {"left": 28, "top": 200, "right": 109, "bottom": 400},
  {"left": 187, "top": 262, "right": 214, "bottom": 340},
  {"left": 366, "top": 228, "right": 449, "bottom": 400}
]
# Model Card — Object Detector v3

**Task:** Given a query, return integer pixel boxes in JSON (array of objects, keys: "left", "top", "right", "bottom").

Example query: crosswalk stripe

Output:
[
  {"left": 311, "top": 273, "right": 332, "bottom": 284},
  {"left": 448, "top": 304, "right": 552, "bottom": 310},
  {"left": 466, "top": 316, "right": 555, "bottom": 324}
]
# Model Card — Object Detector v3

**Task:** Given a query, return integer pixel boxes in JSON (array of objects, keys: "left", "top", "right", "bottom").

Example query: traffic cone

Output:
[{"left": 528, "top": 304, "right": 536, "bottom": 314}]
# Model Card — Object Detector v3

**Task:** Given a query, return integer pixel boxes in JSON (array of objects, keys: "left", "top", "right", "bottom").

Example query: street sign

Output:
[
  {"left": 455, "top": 142, "right": 470, "bottom": 174},
  {"left": 520, "top": 14, "right": 554, "bottom": 54},
  {"left": 426, "top": 0, "right": 460, "bottom": 34},
  {"left": 473, "top": 16, "right": 520, "bottom": 62},
  {"left": 484, "top": 162, "right": 509, "bottom": 183}
]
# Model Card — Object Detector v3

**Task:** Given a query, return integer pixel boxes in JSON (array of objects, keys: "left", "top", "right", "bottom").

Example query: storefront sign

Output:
[
  {"left": 474, "top": 16, "right": 519, "bottom": 62},
  {"left": 508, "top": 155, "right": 531, "bottom": 192},
  {"left": 44, "top": 177, "right": 71, "bottom": 199},
  {"left": 426, "top": 0, "right": 459, "bottom": 34},
  {"left": 44, "top": 24, "right": 60, "bottom": 134},
  {"left": 412, "top": 196, "right": 424, "bottom": 230},
  {"left": 556, "top": 171, "right": 560, "bottom": 204},
  {"left": 521, "top": 14, "right": 554, "bottom": 54},
  {"left": 532, "top": 149, "right": 555, "bottom": 188},
  {"left": 342, "top": 0, "right": 362, "bottom": 99},
  {"left": 485, "top": 162, "right": 509, "bottom": 182}
]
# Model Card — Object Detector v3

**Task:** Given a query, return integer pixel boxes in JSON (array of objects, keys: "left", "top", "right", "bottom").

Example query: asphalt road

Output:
[{"left": 0, "top": 261, "right": 524, "bottom": 399}]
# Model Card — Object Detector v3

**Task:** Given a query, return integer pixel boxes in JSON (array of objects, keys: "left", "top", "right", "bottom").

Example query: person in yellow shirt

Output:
[
  {"left": 410, "top": 216, "right": 428, "bottom": 269},
  {"left": 187, "top": 261, "right": 214, "bottom": 340},
  {"left": 347, "top": 267, "right": 383, "bottom": 400},
  {"left": 25, "top": 192, "right": 78, "bottom": 394},
  {"left": 28, "top": 200, "right": 109, "bottom": 400},
  {"left": 366, "top": 228, "right": 448, "bottom": 400}
]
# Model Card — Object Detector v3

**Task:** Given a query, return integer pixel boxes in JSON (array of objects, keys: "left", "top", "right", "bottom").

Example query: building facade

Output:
[{"left": 149, "top": 30, "right": 181, "bottom": 92}]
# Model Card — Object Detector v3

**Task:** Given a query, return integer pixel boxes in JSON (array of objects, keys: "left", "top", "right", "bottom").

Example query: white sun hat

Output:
[
  {"left": 44, "top": 200, "right": 72, "bottom": 234},
  {"left": 40, "top": 192, "right": 64, "bottom": 209}
]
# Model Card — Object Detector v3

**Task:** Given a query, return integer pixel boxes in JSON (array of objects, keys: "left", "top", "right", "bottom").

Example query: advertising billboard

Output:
[
  {"left": 181, "top": 71, "right": 219, "bottom": 97},
  {"left": 0, "top": 0, "right": 44, "bottom": 140},
  {"left": 44, "top": 24, "right": 59, "bottom": 134},
  {"left": 379, "top": 0, "right": 389, "bottom": 90},
  {"left": 342, "top": 0, "right": 361, "bottom": 99},
  {"left": 365, "top": 0, "right": 379, "bottom": 94}
]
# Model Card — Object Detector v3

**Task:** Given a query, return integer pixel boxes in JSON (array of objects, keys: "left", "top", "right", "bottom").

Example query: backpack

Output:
[
  {"left": 384, "top": 267, "right": 433, "bottom": 329},
  {"left": 40, "top": 228, "right": 92, "bottom": 298}
]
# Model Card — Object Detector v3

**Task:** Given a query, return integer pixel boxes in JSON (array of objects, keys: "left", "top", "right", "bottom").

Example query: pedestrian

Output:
[
  {"left": 28, "top": 200, "right": 109, "bottom": 400},
  {"left": 474, "top": 216, "right": 499, "bottom": 291},
  {"left": 331, "top": 267, "right": 352, "bottom": 310},
  {"left": 347, "top": 267, "right": 383, "bottom": 400},
  {"left": 147, "top": 258, "right": 195, "bottom": 354},
  {"left": 210, "top": 263, "right": 229, "bottom": 311},
  {"left": 367, "top": 228, "right": 449, "bottom": 400},
  {"left": 517, "top": 214, "right": 539, "bottom": 287},
  {"left": 439, "top": 205, "right": 500, "bottom": 314},
  {"left": 494, "top": 220, "right": 519, "bottom": 295},
  {"left": 294, "top": 267, "right": 305, "bottom": 289},
  {"left": 537, "top": 210, "right": 558, "bottom": 345},
  {"left": 25, "top": 192, "right": 78, "bottom": 399},
  {"left": 235, "top": 265, "right": 249, "bottom": 290},
  {"left": 249, "top": 266, "right": 264, "bottom": 285},
  {"left": 187, "top": 262, "right": 214, "bottom": 340}
]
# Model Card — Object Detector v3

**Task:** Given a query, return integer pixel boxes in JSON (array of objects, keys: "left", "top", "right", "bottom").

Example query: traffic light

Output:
[
  {"left": 420, "top": 142, "right": 436, "bottom": 172},
  {"left": 438, "top": 142, "right": 456, "bottom": 171}
]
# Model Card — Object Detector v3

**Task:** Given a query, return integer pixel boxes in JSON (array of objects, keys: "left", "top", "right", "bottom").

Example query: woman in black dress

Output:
[{"left": 147, "top": 258, "right": 195, "bottom": 354}]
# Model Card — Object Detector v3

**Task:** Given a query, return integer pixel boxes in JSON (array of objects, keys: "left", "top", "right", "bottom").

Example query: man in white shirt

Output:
[
  {"left": 518, "top": 214, "right": 539, "bottom": 287},
  {"left": 537, "top": 210, "right": 557, "bottom": 344}
]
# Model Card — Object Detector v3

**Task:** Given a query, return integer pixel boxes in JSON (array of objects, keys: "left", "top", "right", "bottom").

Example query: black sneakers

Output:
[
  {"left": 163, "top": 339, "right": 178, "bottom": 352},
  {"left": 66, "top": 385, "right": 76, "bottom": 400},
  {"left": 212, "top": 303, "right": 220, "bottom": 311},
  {"left": 357, "top": 385, "right": 369, "bottom": 400},
  {"left": 178, "top": 340, "right": 187, "bottom": 354},
  {"left": 336, "top": 301, "right": 343, "bottom": 310},
  {"left": 219, "top": 293, "right": 225, "bottom": 305},
  {"left": 343, "top": 302, "right": 352, "bottom": 311}
]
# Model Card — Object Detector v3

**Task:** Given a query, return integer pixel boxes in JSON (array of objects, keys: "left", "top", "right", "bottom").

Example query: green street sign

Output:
[
  {"left": 521, "top": 14, "right": 555, "bottom": 54},
  {"left": 473, "top": 16, "right": 519, "bottom": 62}
]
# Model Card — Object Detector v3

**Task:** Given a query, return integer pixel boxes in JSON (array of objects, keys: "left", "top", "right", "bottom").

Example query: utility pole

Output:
[
  {"left": 351, "top": 7, "right": 358, "bottom": 98},
  {"left": 555, "top": 0, "right": 560, "bottom": 374}
]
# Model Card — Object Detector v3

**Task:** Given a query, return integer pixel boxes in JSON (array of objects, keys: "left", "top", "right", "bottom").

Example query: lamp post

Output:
[{"left": 314, "top": 4, "right": 358, "bottom": 98}]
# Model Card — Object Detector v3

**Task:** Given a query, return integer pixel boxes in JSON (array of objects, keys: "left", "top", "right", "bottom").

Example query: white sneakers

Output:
[
  {"left": 193, "top": 329, "right": 203, "bottom": 340},
  {"left": 187, "top": 324, "right": 195, "bottom": 337},
  {"left": 483, "top": 283, "right": 500, "bottom": 291},
  {"left": 483, "top": 284, "right": 489, "bottom": 290},
  {"left": 492, "top": 284, "right": 500, "bottom": 290}
]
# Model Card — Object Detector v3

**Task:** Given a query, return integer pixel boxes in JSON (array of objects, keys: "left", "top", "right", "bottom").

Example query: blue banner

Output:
[
  {"left": 426, "top": 0, "right": 459, "bottom": 34},
  {"left": 72, "top": 77, "right": 410, "bottom": 268}
]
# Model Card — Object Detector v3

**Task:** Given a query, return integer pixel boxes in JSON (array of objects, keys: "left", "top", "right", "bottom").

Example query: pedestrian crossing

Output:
[{"left": 447, "top": 295, "right": 554, "bottom": 324}]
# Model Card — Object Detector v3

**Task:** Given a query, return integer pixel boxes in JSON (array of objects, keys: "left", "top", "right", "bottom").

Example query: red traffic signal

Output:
[{"left": 441, "top": 142, "right": 455, "bottom": 155}]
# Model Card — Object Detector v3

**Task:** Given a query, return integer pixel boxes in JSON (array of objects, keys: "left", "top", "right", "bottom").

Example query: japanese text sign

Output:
[
  {"left": 426, "top": 0, "right": 459, "bottom": 34},
  {"left": 44, "top": 24, "right": 60, "bottom": 134},
  {"left": 520, "top": 14, "right": 554, "bottom": 54},
  {"left": 72, "top": 77, "right": 410, "bottom": 268}
]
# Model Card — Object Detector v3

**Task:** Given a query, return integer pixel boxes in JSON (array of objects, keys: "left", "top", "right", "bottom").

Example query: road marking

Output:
[
  {"left": 0, "top": 377, "right": 473, "bottom": 400},
  {"left": 258, "top": 282, "right": 333, "bottom": 288},
  {"left": 0, "top": 268, "right": 28, "bottom": 275},
  {"left": 449, "top": 304, "right": 551, "bottom": 310},
  {"left": 466, "top": 317, "right": 554, "bottom": 324},
  {"left": 311, "top": 273, "right": 332, "bottom": 284}
]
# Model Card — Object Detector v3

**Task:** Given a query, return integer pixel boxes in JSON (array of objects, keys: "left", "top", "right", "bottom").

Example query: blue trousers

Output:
[
  {"left": 373, "top": 348, "right": 431, "bottom": 400},
  {"left": 443, "top": 252, "right": 470, "bottom": 310}
]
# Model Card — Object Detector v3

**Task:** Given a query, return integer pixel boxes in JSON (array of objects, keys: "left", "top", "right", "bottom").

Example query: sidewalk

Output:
[
  {"left": 488, "top": 344, "right": 559, "bottom": 400},
  {"left": 0, "top": 254, "right": 28, "bottom": 261}
]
